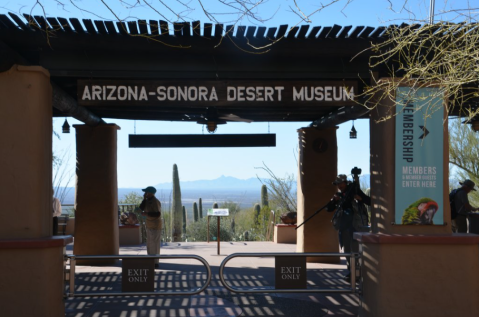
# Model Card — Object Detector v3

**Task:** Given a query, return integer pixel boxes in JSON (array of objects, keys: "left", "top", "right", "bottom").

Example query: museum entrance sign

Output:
[{"left": 77, "top": 80, "right": 357, "bottom": 107}]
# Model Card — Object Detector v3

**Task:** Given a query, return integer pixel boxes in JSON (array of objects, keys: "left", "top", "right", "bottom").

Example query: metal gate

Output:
[
  {"left": 65, "top": 252, "right": 358, "bottom": 297},
  {"left": 65, "top": 254, "right": 212, "bottom": 297},
  {"left": 219, "top": 252, "right": 359, "bottom": 293}
]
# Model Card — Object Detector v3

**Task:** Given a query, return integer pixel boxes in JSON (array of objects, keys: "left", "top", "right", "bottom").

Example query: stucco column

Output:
[
  {"left": 0, "top": 65, "right": 70, "bottom": 317},
  {"left": 0, "top": 65, "right": 52, "bottom": 238},
  {"left": 74, "top": 124, "right": 120, "bottom": 265},
  {"left": 296, "top": 127, "right": 339, "bottom": 263}
]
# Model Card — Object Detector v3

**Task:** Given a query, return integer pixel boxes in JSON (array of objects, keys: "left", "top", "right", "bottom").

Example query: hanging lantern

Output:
[
  {"left": 62, "top": 118, "right": 70, "bottom": 134},
  {"left": 349, "top": 121, "right": 357, "bottom": 139}
]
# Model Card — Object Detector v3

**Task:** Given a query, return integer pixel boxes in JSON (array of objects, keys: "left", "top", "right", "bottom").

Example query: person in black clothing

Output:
[
  {"left": 327, "top": 174, "right": 370, "bottom": 282},
  {"left": 452, "top": 179, "right": 479, "bottom": 233}
]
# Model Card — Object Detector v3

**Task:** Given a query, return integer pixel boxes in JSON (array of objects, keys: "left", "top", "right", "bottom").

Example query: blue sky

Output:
[
  {"left": 53, "top": 118, "right": 370, "bottom": 187},
  {"left": 3, "top": 1, "right": 471, "bottom": 187}
]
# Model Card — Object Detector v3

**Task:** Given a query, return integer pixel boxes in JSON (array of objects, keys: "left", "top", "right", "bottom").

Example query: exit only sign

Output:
[
  {"left": 275, "top": 256, "right": 307, "bottom": 289},
  {"left": 122, "top": 258, "right": 155, "bottom": 292}
]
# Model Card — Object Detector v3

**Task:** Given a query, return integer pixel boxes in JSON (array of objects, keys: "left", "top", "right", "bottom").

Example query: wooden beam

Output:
[
  {"left": 129, "top": 134, "right": 276, "bottom": 148},
  {"left": 52, "top": 82, "right": 105, "bottom": 126}
]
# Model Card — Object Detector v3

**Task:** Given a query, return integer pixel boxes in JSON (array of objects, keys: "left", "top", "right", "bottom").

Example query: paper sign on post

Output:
[{"left": 207, "top": 208, "right": 229, "bottom": 216}]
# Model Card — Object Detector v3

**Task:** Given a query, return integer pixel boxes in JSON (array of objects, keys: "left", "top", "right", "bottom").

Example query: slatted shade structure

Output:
[{"left": 0, "top": 13, "right": 397, "bottom": 124}]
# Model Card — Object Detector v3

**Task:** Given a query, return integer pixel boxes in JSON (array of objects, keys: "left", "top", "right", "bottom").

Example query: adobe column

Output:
[
  {"left": 0, "top": 65, "right": 71, "bottom": 317},
  {"left": 74, "top": 124, "right": 120, "bottom": 265},
  {"left": 296, "top": 127, "right": 339, "bottom": 263}
]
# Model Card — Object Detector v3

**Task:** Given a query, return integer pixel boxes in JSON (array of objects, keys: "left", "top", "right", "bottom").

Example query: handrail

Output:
[
  {"left": 65, "top": 254, "right": 212, "bottom": 297},
  {"left": 219, "top": 252, "right": 358, "bottom": 293}
]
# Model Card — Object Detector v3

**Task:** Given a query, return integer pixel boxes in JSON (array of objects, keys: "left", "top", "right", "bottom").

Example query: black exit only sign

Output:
[
  {"left": 275, "top": 256, "right": 307, "bottom": 289},
  {"left": 122, "top": 259, "right": 155, "bottom": 292}
]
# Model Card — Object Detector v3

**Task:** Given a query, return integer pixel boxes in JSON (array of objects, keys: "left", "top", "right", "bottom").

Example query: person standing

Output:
[
  {"left": 52, "top": 189, "right": 62, "bottom": 235},
  {"left": 327, "top": 174, "right": 370, "bottom": 282},
  {"left": 139, "top": 186, "right": 162, "bottom": 269},
  {"left": 453, "top": 179, "right": 479, "bottom": 233}
]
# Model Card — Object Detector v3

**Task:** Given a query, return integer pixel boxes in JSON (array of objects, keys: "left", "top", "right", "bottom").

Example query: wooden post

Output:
[{"left": 217, "top": 217, "right": 220, "bottom": 255}]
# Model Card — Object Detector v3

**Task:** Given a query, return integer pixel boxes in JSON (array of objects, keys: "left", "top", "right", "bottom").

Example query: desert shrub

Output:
[{"left": 187, "top": 217, "right": 232, "bottom": 242}]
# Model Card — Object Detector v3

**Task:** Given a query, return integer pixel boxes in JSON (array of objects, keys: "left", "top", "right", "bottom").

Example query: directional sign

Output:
[{"left": 207, "top": 209, "right": 229, "bottom": 216}]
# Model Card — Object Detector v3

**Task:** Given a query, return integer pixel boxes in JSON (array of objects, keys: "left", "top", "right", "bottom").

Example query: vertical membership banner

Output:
[{"left": 395, "top": 87, "right": 444, "bottom": 225}]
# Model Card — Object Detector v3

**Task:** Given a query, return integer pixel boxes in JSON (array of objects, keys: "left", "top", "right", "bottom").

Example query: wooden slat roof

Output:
[
  {"left": 0, "top": 13, "right": 390, "bottom": 39},
  {"left": 0, "top": 13, "right": 394, "bottom": 123}
]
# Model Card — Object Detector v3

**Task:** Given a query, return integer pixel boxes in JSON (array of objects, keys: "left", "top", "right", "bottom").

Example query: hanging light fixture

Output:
[
  {"left": 206, "top": 121, "right": 218, "bottom": 133},
  {"left": 349, "top": 120, "right": 357, "bottom": 139},
  {"left": 196, "top": 108, "right": 226, "bottom": 133},
  {"left": 62, "top": 118, "right": 70, "bottom": 133}
]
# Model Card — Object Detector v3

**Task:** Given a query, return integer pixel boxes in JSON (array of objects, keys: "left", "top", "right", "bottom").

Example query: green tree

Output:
[
  {"left": 172, "top": 164, "right": 182, "bottom": 242},
  {"left": 119, "top": 192, "right": 143, "bottom": 205},
  {"left": 449, "top": 118, "right": 479, "bottom": 205}
]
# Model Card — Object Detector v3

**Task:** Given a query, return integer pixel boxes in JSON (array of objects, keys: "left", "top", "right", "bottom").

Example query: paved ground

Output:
[{"left": 65, "top": 241, "right": 360, "bottom": 316}]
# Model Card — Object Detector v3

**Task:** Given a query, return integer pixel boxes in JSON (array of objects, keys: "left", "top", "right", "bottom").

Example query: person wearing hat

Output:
[
  {"left": 139, "top": 186, "right": 162, "bottom": 268},
  {"left": 326, "top": 174, "right": 370, "bottom": 282},
  {"left": 452, "top": 179, "right": 479, "bottom": 233}
]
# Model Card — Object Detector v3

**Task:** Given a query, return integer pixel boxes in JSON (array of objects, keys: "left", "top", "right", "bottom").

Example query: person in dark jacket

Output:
[
  {"left": 327, "top": 174, "right": 370, "bottom": 282},
  {"left": 453, "top": 179, "right": 479, "bottom": 233}
]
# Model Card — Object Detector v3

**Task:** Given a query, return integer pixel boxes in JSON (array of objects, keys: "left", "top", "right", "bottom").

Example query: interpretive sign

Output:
[
  {"left": 207, "top": 208, "right": 229, "bottom": 216},
  {"left": 122, "top": 258, "right": 155, "bottom": 292},
  {"left": 395, "top": 87, "right": 444, "bottom": 225},
  {"left": 275, "top": 256, "right": 307, "bottom": 289},
  {"left": 77, "top": 80, "right": 357, "bottom": 107}
]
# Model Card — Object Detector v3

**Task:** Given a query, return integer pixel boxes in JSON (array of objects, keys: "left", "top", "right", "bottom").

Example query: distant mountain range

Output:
[
  {"left": 60, "top": 174, "right": 370, "bottom": 206},
  {"left": 155, "top": 175, "right": 264, "bottom": 190}
]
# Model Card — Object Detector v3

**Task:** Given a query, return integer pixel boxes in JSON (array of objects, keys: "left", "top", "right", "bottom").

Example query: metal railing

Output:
[
  {"left": 219, "top": 252, "right": 359, "bottom": 293},
  {"left": 65, "top": 254, "right": 212, "bottom": 297}
]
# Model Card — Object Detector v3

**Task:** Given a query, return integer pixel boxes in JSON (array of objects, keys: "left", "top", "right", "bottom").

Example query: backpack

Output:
[{"left": 449, "top": 188, "right": 462, "bottom": 219}]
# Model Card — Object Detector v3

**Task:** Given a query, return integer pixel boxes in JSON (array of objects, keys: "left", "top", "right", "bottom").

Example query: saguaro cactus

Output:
[
  {"left": 182, "top": 205, "right": 187, "bottom": 234},
  {"left": 213, "top": 202, "right": 218, "bottom": 208},
  {"left": 261, "top": 184, "right": 269, "bottom": 208},
  {"left": 231, "top": 216, "right": 235, "bottom": 234},
  {"left": 199, "top": 198, "right": 203, "bottom": 219},
  {"left": 193, "top": 202, "right": 199, "bottom": 222},
  {"left": 254, "top": 203, "right": 261, "bottom": 225},
  {"left": 172, "top": 164, "right": 182, "bottom": 242}
]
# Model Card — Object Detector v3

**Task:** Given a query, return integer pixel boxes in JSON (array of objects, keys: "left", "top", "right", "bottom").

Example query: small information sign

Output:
[
  {"left": 122, "top": 258, "right": 155, "bottom": 292},
  {"left": 275, "top": 256, "right": 307, "bottom": 289},
  {"left": 207, "top": 208, "right": 229, "bottom": 216}
]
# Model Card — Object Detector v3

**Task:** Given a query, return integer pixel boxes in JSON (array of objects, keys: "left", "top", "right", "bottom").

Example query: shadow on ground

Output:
[{"left": 65, "top": 261, "right": 358, "bottom": 317}]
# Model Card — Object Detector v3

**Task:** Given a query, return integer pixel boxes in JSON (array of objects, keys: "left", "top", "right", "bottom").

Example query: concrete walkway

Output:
[{"left": 65, "top": 241, "right": 360, "bottom": 316}]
